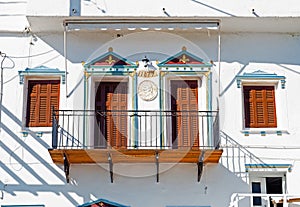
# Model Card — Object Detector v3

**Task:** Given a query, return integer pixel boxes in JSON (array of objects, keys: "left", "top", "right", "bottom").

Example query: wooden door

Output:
[
  {"left": 171, "top": 80, "right": 199, "bottom": 149},
  {"left": 95, "top": 82, "right": 127, "bottom": 148}
]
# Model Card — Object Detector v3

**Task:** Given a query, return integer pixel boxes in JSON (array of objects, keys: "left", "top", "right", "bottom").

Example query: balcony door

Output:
[
  {"left": 171, "top": 80, "right": 199, "bottom": 149},
  {"left": 95, "top": 82, "right": 128, "bottom": 148}
]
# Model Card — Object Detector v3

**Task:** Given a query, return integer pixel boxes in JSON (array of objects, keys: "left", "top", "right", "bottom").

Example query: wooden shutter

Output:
[
  {"left": 26, "top": 80, "right": 60, "bottom": 127},
  {"left": 95, "top": 82, "right": 128, "bottom": 148},
  {"left": 244, "top": 86, "right": 277, "bottom": 128},
  {"left": 171, "top": 80, "right": 199, "bottom": 148}
]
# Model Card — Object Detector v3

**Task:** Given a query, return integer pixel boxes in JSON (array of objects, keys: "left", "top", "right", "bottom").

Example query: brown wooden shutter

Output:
[
  {"left": 244, "top": 86, "right": 277, "bottom": 128},
  {"left": 171, "top": 80, "right": 199, "bottom": 148},
  {"left": 96, "top": 82, "right": 128, "bottom": 148},
  {"left": 26, "top": 80, "right": 60, "bottom": 127}
]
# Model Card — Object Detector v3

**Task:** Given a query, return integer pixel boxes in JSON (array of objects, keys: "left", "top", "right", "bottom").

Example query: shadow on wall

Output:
[
  {"left": 69, "top": 163, "right": 250, "bottom": 207},
  {"left": 220, "top": 33, "right": 300, "bottom": 66},
  {"left": 190, "top": 0, "right": 237, "bottom": 17},
  {"left": 0, "top": 105, "right": 80, "bottom": 205},
  {"left": 219, "top": 131, "right": 267, "bottom": 181},
  {"left": 34, "top": 29, "right": 300, "bottom": 66}
]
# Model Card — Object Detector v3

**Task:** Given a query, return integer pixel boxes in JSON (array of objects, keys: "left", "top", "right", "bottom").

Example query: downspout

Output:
[
  {"left": 217, "top": 22, "right": 221, "bottom": 149},
  {"left": 218, "top": 22, "right": 221, "bottom": 97},
  {"left": 0, "top": 53, "right": 5, "bottom": 132},
  {"left": 64, "top": 22, "right": 68, "bottom": 98}
]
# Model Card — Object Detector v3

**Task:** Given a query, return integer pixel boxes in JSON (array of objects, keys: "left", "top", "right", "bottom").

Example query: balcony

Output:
[
  {"left": 230, "top": 193, "right": 300, "bottom": 207},
  {"left": 48, "top": 110, "right": 223, "bottom": 182}
]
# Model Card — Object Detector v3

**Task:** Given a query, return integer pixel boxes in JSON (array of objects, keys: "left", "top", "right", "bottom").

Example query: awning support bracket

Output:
[
  {"left": 197, "top": 150, "right": 205, "bottom": 182},
  {"left": 108, "top": 152, "right": 113, "bottom": 183},
  {"left": 156, "top": 151, "right": 159, "bottom": 183},
  {"left": 63, "top": 152, "right": 70, "bottom": 183}
]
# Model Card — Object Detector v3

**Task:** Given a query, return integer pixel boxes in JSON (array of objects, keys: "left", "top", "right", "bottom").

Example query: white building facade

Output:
[{"left": 0, "top": 1, "right": 300, "bottom": 207}]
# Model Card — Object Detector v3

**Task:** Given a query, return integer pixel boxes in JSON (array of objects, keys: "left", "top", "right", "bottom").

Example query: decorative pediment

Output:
[
  {"left": 157, "top": 46, "right": 212, "bottom": 68},
  {"left": 78, "top": 198, "right": 129, "bottom": 207},
  {"left": 18, "top": 65, "right": 65, "bottom": 84},
  {"left": 236, "top": 70, "right": 286, "bottom": 89},
  {"left": 84, "top": 47, "right": 137, "bottom": 69}
]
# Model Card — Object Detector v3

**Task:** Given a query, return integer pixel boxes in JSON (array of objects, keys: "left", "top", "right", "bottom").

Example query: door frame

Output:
[
  {"left": 88, "top": 76, "right": 129, "bottom": 148},
  {"left": 164, "top": 75, "right": 206, "bottom": 148}
]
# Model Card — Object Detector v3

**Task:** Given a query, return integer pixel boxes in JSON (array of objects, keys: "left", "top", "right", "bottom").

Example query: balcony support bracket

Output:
[
  {"left": 63, "top": 152, "right": 70, "bottom": 183},
  {"left": 197, "top": 150, "right": 205, "bottom": 182},
  {"left": 156, "top": 151, "right": 159, "bottom": 183},
  {"left": 108, "top": 152, "right": 113, "bottom": 183}
]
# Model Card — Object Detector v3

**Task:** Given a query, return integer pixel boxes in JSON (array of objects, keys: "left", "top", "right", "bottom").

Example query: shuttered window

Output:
[
  {"left": 244, "top": 86, "right": 277, "bottom": 128},
  {"left": 26, "top": 80, "right": 60, "bottom": 127}
]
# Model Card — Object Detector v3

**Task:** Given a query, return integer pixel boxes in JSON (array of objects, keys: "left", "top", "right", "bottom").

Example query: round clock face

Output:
[{"left": 138, "top": 80, "right": 158, "bottom": 101}]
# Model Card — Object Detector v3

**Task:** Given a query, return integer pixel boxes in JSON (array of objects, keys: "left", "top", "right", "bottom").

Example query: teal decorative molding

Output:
[
  {"left": 18, "top": 66, "right": 65, "bottom": 84},
  {"left": 157, "top": 46, "right": 212, "bottom": 69},
  {"left": 245, "top": 163, "right": 293, "bottom": 172},
  {"left": 84, "top": 47, "right": 137, "bottom": 71},
  {"left": 236, "top": 70, "right": 286, "bottom": 89},
  {"left": 78, "top": 198, "right": 130, "bottom": 207}
]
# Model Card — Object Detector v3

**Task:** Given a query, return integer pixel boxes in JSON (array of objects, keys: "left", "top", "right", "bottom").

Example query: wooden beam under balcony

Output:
[{"left": 48, "top": 148, "right": 223, "bottom": 164}]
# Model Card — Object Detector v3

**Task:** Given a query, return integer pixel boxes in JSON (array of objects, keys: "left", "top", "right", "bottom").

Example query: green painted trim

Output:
[
  {"left": 236, "top": 70, "right": 286, "bottom": 89},
  {"left": 157, "top": 49, "right": 212, "bottom": 67},
  {"left": 245, "top": 163, "right": 292, "bottom": 172},
  {"left": 208, "top": 72, "right": 213, "bottom": 147},
  {"left": 133, "top": 72, "right": 138, "bottom": 148},
  {"left": 84, "top": 50, "right": 137, "bottom": 69},
  {"left": 18, "top": 66, "right": 65, "bottom": 84},
  {"left": 85, "top": 70, "right": 135, "bottom": 76},
  {"left": 78, "top": 198, "right": 130, "bottom": 207},
  {"left": 159, "top": 71, "right": 164, "bottom": 148},
  {"left": 83, "top": 71, "right": 87, "bottom": 147},
  {"left": 86, "top": 65, "right": 137, "bottom": 69},
  {"left": 245, "top": 163, "right": 292, "bottom": 168},
  {"left": 158, "top": 64, "right": 212, "bottom": 68},
  {"left": 161, "top": 69, "right": 210, "bottom": 75}
]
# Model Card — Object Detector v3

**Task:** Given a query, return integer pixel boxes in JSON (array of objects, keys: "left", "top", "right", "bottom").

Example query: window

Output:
[
  {"left": 252, "top": 182, "right": 262, "bottom": 205},
  {"left": 26, "top": 80, "right": 60, "bottom": 127},
  {"left": 243, "top": 86, "right": 277, "bottom": 128}
]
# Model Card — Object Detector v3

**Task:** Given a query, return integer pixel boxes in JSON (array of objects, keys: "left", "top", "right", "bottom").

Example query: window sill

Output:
[
  {"left": 21, "top": 127, "right": 52, "bottom": 138},
  {"left": 241, "top": 129, "right": 289, "bottom": 136}
]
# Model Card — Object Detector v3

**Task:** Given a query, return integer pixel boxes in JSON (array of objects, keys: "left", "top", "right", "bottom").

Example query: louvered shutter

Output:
[
  {"left": 26, "top": 80, "right": 60, "bottom": 127},
  {"left": 244, "top": 86, "right": 277, "bottom": 128},
  {"left": 171, "top": 80, "right": 199, "bottom": 148},
  {"left": 96, "top": 82, "right": 128, "bottom": 148}
]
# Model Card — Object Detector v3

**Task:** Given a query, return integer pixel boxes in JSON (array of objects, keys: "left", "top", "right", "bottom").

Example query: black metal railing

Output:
[{"left": 52, "top": 110, "right": 219, "bottom": 150}]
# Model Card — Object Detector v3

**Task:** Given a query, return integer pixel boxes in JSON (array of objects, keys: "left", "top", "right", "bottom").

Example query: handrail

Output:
[
  {"left": 51, "top": 109, "right": 219, "bottom": 150},
  {"left": 229, "top": 193, "right": 300, "bottom": 207}
]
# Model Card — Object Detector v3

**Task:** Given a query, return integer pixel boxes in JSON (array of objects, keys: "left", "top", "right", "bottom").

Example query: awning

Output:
[{"left": 64, "top": 18, "right": 219, "bottom": 31}]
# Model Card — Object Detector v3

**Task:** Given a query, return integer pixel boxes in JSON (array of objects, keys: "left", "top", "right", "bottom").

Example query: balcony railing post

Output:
[{"left": 52, "top": 107, "right": 58, "bottom": 149}]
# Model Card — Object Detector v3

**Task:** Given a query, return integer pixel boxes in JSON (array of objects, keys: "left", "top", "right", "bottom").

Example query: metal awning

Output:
[{"left": 64, "top": 18, "right": 219, "bottom": 31}]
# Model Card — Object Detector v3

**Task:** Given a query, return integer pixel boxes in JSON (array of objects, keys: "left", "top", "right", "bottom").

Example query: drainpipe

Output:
[
  {"left": 0, "top": 53, "right": 5, "bottom": 132},
  {"left": 64, "top": 23, "right": 68, "bottom": 98},
  {"left": 217, "top": 23, "right": 221, "bottom": 97}
]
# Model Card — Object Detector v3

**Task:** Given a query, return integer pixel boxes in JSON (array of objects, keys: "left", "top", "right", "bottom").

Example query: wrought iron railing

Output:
[
  {"left": 229, "top": 193, "right": 300, "bottom": 207},
  {"left": 52, "top": 110, "right": 219, "bottom": 150}
]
